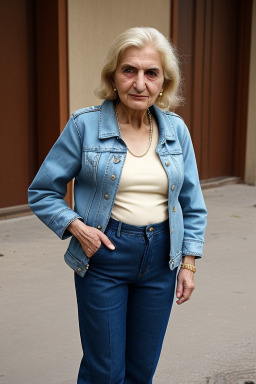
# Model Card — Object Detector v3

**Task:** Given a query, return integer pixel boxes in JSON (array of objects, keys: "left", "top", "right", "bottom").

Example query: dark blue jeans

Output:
[{"left": 75, "top": 218, "right": 177, "bottom": 384}]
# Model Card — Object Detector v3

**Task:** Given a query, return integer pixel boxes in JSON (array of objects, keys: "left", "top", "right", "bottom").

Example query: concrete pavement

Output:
[{"left": 1, "top": 184, "right": 256, "bottom": 384}]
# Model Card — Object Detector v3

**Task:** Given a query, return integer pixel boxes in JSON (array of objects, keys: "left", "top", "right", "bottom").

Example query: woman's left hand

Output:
[{"left": 176, "top": 256, "right": 195, "bottom": 305}]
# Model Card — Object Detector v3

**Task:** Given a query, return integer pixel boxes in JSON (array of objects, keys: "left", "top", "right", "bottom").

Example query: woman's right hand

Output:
[{"left": 67, "top": 219, "right": 115, "bottom": 258}]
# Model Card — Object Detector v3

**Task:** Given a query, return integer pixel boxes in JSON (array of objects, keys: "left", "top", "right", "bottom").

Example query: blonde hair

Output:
[{"left": 95, "top": 27, "right": 182, "bottom": 110}]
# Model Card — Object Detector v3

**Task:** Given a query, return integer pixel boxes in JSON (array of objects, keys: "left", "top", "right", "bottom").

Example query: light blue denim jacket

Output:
[{"left": 28, "top": 100, "right": 207, "bottom": 277}]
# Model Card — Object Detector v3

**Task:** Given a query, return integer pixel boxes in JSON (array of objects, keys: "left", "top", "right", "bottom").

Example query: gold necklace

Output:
[{"left": 115, "top": 109, "right": 153, "bottom": 158}]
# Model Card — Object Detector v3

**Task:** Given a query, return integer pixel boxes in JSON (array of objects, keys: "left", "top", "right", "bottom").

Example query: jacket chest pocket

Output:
[
  {"left": 84, "top": 151, "right": 100, "bottom": 185},
  {"left": 84, "top": 151, "right": 125, "bottom": 180}
]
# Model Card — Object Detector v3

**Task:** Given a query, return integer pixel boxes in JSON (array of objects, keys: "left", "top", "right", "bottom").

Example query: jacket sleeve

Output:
[
  {"left": 28, "top": 115, "right": 83, "bottom": 239},
  {"left": 178, "top": 123, "right": 207, "bottom": 258}
]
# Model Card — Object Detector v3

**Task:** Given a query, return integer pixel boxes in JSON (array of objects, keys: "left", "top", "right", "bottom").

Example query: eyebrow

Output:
[{"left": 120, "top": 63, "right": 161, "bottom": 72}]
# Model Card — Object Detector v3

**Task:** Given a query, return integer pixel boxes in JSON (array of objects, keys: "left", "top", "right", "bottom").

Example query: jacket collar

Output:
[
  {"left": 98, "top": 100, "right": 120, "bottom": 139},
  {"left": 151, "top": 104, "right": 176, "bottom": 142},
  {"left": 98, "top": 99, "right": 177, "bottom": 141}
]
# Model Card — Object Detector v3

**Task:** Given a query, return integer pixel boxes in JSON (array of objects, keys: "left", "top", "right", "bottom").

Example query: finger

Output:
[
  {"left": 99, "top": 232, "right": 115, "bottom": 250},
  {"left": 176, "top": 296, "right": 185, "bottom": 305},
  {"left": 84, "top": 246, "right": 93, "bottom": 258},
  {"left": 176, "top": 283, "right": 194, "bottom": 305},
  {"left": 176, "top": 281, "right": 184, "bottom": 299},
  {"left": 86, "top": 239, "right": 103, "bottom": 257}
]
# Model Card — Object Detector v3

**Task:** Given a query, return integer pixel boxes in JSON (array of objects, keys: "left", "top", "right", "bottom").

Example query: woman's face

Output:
[{"left": 113, "top": 45, "right": 164, "bottom": 112}]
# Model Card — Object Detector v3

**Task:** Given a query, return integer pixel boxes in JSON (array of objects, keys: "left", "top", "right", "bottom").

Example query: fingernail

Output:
[{"left": 109, "top": 244, "right": 115, "bottom": 250}]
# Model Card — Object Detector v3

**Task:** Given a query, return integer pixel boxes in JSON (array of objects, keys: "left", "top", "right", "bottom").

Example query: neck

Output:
[{"left": 115, "top": 102, "right": 149, "bottom": 128}]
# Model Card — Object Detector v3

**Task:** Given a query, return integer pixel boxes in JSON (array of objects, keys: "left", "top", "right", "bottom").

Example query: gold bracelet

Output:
[{"left": 180, "top": 263, "right": 196, "bottom": 273}]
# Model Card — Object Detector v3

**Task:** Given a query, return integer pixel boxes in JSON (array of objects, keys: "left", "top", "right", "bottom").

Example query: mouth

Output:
[{"left": 129, "top": 94, "right": 148, "bottom": 99}]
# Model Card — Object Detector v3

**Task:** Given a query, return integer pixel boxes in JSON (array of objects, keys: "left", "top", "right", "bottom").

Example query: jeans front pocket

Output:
[{"left": 89, "top": 228, "right": 116, "bottom": 261}]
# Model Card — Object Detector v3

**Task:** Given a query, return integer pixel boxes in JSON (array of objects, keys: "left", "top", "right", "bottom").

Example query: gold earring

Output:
[
  {"left": 159, "top": 92, "right": 163, "bottom": 97},
  {"left": 114, "top": 88, "right": 117, "bottom": 92}
]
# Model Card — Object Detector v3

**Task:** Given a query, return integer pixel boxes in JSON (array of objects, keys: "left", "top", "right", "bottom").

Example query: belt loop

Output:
[{"left": 116, "top": 221, "right": 122, "bottom": 238}]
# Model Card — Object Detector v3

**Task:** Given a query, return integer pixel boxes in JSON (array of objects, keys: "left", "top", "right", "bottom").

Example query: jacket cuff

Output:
[
  {"left": 47, "top": 208, "right": 83, "bottom": 240},
  {"left": 182, "top": 238, "right": 204, "bottom": 258}
]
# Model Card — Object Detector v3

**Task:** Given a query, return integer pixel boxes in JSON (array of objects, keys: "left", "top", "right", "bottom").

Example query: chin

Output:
[{"left": 127, "top": 99, "right": 151, "bottom": 111}]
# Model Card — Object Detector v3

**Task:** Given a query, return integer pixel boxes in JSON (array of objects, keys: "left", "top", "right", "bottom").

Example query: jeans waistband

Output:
[{"left": 107, "top": 217, "right": 169, "bottom": 236}]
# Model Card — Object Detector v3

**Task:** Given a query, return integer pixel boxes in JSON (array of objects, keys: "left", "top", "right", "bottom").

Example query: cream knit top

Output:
[{"left": 111, "top": 124, "right": 169, "bottom": 226}]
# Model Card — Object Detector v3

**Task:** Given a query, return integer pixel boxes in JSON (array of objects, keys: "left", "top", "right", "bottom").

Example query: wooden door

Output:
[
  {"left": 171, "top": 0, "right": 252, "bottom": 180},
  {"left": 0, "top": 0, "right": 70, "bottom": 209}
]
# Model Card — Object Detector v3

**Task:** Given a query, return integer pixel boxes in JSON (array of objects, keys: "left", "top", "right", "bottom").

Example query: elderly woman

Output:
[{"left": 28, "top": 27, "right": 207, "bottom": 384}]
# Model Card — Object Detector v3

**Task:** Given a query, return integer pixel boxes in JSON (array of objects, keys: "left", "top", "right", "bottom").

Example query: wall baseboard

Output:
[
  {"left": 200, "top": 177, "right": 242, "bottom": 190},
  {"left": 0, "top": 204, "right": 33, "bottom": 220}
]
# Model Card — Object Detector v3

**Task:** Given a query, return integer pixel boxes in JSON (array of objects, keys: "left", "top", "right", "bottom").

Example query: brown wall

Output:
[
  {"left": 0, "top": 0, "right": 70, "bottom": 209},
  {"left": 171, "top": 0, "right": 252, "bottom": 181},
  {"left": 0, "top": 0, "right": 35, "bottom": 208}
]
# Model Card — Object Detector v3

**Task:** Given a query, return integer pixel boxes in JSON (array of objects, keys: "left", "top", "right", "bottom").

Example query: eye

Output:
[
  {"left": 147, "top": 70, "right": 157, "bottom": 77},
  {"left": 123, "top": 67, "right": 135, "bottom": 74}
]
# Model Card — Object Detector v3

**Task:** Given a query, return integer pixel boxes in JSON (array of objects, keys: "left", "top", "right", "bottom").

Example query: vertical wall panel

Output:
[
  {"left": 192, "top": 0, "right": 206, "bottom": 173},
  {"left": 233, "top": 0, "right": 252, "bottom": 178},
  {"left": 36, "top": 0, "right": 71, "bottom": 205},
  {"left": 199, "top": 0, "right": 212, "bottom": 179},
  {"left": 208, "top": 0, "right": 237, "bottom": 178},
  {"left": 36, "top": 0, "right": 62, "bottom": 166}
]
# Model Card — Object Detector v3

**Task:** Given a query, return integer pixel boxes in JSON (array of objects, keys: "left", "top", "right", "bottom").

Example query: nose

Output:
[{"left": 134, "top": 71, "right": 146, "bottom": 92}]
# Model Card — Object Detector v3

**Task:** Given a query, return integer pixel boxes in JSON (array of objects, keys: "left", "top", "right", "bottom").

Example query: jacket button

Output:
[
  {"left": 86, "top": 264, "right": 89, "bottom": 270},
  {"left": 111, "top": 175, "right": 116, "bottom": 181},
  {"left": 113, "top": 157, "right": 120, "bottom": 163},
  {"left": 104, "top": 194, "right": 109, "bottom": 200},
  {"left": 77, "top": 267, "right": 82, "bottom": 272},
  {"left": 97, "top": 225, "right": 102, "bottom": 230},
  {"left": 171, "top": 185, "right": 175, "bottom": 191},
  {"left": 165, "top": 161, "right": 170, "bottom": 166},
  {"left": 171, "top": 228, "right": 174, "bottom": 234},
  {"left": 173, "top": 206, "right": 176, "bottom": 212},
  {"left": 149, "top": 227, "right": 154, "bottom": 232}
]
